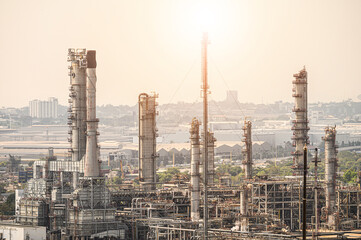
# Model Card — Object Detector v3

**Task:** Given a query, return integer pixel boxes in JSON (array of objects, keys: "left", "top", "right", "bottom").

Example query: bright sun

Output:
[{"left": 175, "top": 1, "right": 226, "bottom": 41}]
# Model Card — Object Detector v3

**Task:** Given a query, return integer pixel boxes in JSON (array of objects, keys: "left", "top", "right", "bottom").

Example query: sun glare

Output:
[
  {"left": 175, "top": 2, "right": 227, "bottom": 41},
  {"left": 194, "top": 7, "right": 216, "bottom": 33}
]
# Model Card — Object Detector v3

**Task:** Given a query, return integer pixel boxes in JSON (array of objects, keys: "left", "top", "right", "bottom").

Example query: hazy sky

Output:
[{"left": 0, "top": 0, "right": 360, "bottom": 107}]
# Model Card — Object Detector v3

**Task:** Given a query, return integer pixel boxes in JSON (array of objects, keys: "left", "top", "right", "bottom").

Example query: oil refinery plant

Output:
[{"left": 13, "top": 35, "right": 361, "bottom": 240}]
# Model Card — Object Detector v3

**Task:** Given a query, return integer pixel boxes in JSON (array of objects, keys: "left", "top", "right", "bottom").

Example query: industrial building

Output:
[{"left": 13, "top": 36, "right": 361, "bottom": 240}]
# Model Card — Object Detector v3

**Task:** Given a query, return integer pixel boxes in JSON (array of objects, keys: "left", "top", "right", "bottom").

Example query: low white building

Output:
[{"left": 0, "top": 223, "right": 46, "bottom": 240}]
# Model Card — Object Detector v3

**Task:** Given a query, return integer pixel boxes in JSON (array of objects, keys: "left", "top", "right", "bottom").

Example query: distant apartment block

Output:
[
  {"left": 225, "top": 90, "right": 239, "bottom": 103},
  {"left": 29, "top": 97, "right": 58, "bottom": 118}
]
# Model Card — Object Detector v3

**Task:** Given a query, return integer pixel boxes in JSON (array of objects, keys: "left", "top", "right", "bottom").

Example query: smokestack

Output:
[
  {"left": 68, "top": 48, "right": 88, "bottom": 188},
  {"left": 84, "top": 50, "right": 100, "bottom": 177},
  {"left": 291, "top": 67, "right": 309, "bottom": 175},
  {"left": 190, "top": 118, "right": 201, "bottom": 221},
  {"left": 138, "top": 93, "right": 158, "bottom": 191},
  {"left": 242, "top": 120, "right": 252, "bottom": 179},
  {"left": 323, "top": 126, "right": 338, "bottom": 229}
]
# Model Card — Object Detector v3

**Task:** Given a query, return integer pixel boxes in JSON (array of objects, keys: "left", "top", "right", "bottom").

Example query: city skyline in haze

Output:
[{"left": 0, "top": 0, "right": 361, "bottom": 108}]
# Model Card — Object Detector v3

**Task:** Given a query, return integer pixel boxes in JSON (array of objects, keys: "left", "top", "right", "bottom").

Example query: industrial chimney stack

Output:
[{"left": 84, "top": 50, "right": 100, "bottom": 177}]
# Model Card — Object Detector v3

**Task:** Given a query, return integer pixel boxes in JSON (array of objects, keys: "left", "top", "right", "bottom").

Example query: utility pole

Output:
[
  {"left": 312, "top": 148, "right": 320, "bottom": 240},
  {"left": 201, "top": 32, "right": 209, "bottom": 240},
  {"left": 302, "top": 145, "right": 308, "bottom": 240}
]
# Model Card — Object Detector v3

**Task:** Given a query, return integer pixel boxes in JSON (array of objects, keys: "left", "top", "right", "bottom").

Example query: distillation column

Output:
[
  {"left": 240, "top": 185, "right": 249, "bottom": 231},
  {"left": 291, "top": 67, "right": 309, "bottom": 174},
  {"left": 84, "top": 50, "right": 100, "bottom": 177},
  {"left": 242, "top": 120, "right": 252, "bottom": 179},
  {"left": 190, "top": 118, "right": 201, "bottom": 221},
  {"left": 139, "top": 93, "right": 158, "bottom": 191},
  {"left": 323, "top": 126, "right": 338, "bottom": 229},
  {"left": 67, "top": 49, "right": 88, "bottom": 188},
  {"left": 207, "top": 131, "right": 216, "bottom": 185}
]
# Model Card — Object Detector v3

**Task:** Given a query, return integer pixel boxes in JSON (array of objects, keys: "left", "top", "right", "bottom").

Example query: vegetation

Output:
[
  {"left": 337, "top": 151, "right": 361, "bottom": 183},
  {"left": 254, "top": 159, "right": 293, "bottom": 177},
  {"left": 157, "top": 168, "right": 189, "bottom": 183},
  {"left": 111, "top": 176, "right": 122, "bottom": 185},
  {"left": 215, "top": 151, "right": 361, "bottom": 185},
  {"left": 0, "top": 193, "right": 15, "bottom": 216},
  {"left": 215, "top": 164, "right": 244, "bottom": 185}
]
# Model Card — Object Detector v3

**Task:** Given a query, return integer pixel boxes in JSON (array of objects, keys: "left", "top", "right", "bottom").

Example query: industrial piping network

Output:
[{"left": 16, "top": 34, "right": 361, "bottom": 240}]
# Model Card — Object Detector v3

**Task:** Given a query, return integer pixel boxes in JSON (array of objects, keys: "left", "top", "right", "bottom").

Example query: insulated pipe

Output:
[
  {"left": 190, "top": 118, "right": 201, "bottom": 221},
  {"left": 84, "top": 50, "right": 100, "bottom": 177}
]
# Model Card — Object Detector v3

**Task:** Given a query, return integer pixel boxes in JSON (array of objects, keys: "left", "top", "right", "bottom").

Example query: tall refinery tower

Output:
[
  {"left": 67, "top": 49, "right": 88, "bottom": 188},
  {"left": 242, "top": 120, "right": 252, "bottom": 179},
  {"left": 190, "top": 118, "right": 201, "bottom": 221},
  {"left": 84, "top": 50, "right": 100, "bottom": 177},
  {"left": 138, "top": 93, "right": 158, "bottom": 191},
  {"left": 291, "top": 67, "right": 309, "bottom": 174},
  {"left": 323, "top": 126, "right": 338, "bottom": 229}
]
